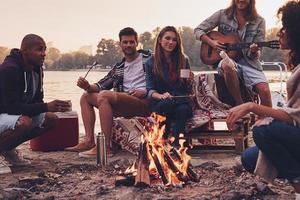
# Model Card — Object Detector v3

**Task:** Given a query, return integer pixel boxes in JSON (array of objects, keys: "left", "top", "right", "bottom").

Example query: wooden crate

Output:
[{"left": 183, "top": 117, "right": 250, "bottom": 153}]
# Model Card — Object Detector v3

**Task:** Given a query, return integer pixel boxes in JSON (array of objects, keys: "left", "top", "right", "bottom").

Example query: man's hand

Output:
[
  {"left": 77, "top": 76, "right": 90, "bottom": 90},
  {"left": 129, "top": 89, "right": 146, "bottom": 98},
  {"left": 47, "top": 100, "right": 70, "bottom": 112}
]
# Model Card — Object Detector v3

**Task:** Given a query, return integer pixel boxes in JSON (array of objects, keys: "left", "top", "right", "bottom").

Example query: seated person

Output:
[
  {"left": 194, "top": 0, "right": 272, "bottom": 107},
  {"left": 145, "top": 26, "right": 193, "bottom": 147},
  {"left": 227, "top": 1, "right": 300, "bottom": 196},
  {"left": 66, "top": 27, "right": 152, "bottom": 157},
  {"left": 0, "top": 34, "right": 69, "bottom": 167}
]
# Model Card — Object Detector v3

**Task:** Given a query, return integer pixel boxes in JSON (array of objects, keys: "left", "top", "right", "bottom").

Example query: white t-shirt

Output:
[{"left": 123, "top": 53, "right": 146, "bottom": 92}]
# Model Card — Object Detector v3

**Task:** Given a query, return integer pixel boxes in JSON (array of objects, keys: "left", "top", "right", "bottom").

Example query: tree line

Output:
[{"left": 0, "top": 26, "right": 288, "bottom": 71}]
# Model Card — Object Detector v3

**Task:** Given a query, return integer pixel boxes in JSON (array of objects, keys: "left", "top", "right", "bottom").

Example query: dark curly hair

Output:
[{"left": 277, "top": 0, "right": 300, "bottom": 70}]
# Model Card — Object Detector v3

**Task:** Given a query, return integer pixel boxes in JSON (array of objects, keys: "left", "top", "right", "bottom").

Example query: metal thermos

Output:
[{"left": 96, "top": 132, "right": 107, "bottom": 166}]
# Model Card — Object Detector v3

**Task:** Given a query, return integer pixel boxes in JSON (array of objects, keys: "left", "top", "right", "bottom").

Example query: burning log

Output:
[
  {"left": 170, "top": 147, "right": 200, "bottom": 182},
  {"left": 149, "top": 146, "right": 169, "bottom": 185},
  {"left": 163, "top": 148, "right": 189, "bottom": 182},
  {"left": 134, "top": 142, "right": 150, "bottom": 187}
]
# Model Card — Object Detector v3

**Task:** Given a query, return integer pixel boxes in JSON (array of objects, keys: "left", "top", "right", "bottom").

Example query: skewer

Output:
[{"left": 83, "top": 61, "right": 98, "bottom": 79}]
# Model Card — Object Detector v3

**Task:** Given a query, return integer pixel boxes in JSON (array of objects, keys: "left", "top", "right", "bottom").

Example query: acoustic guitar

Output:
[{"left": 200, "top": 31, "right": 280, "bottom": 65}]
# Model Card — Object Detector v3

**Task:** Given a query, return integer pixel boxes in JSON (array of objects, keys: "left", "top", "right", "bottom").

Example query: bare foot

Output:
[{"left": 65, "top": 141, "right": 95, "bottom": 152}]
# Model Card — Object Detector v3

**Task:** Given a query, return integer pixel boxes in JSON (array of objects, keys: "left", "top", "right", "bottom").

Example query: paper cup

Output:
[{"left": 180, "top": 69, "right": 190, "bottom": 78}]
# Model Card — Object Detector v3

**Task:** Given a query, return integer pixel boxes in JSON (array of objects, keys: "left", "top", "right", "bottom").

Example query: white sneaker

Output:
[
  {"left": 2, "top": 149, "right": 31, "bottom": 166},
  {"left": 0, "top": 155, "right": 11, "bottom": 174}
]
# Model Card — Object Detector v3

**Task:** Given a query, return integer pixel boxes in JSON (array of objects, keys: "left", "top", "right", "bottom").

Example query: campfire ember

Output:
[{"left": 116, "top": 113, "right": 200, "bottom": 187}]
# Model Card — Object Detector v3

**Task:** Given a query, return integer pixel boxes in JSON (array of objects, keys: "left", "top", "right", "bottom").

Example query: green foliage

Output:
[{"left": 0, "top": 26, "right": 288, "bottom": 71}]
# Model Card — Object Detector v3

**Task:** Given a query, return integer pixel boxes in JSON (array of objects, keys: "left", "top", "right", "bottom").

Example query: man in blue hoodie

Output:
[{"left": 0, "top": 34, "right": 69, "bottom": 168}]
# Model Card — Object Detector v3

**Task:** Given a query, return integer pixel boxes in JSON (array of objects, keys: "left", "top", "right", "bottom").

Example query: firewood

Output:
[
  {"left": 163, "top": 149, "right": 189, "bottom": 182},
  {"left": 149, "top": 146, "right": 169, "bottom": 185},
  {"left": 134, "top": 142, "right": 150, "bottom": 187},
  {"left": 170, "top": 147, "right": 200, "bottom": 182}
]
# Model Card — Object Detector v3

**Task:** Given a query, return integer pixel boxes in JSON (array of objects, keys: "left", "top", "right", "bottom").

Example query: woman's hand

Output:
[
  {"left": 249, "top": 43, "right": 260, "bottom": 58},
  {"left": 159, "top": 92, "right": 172, "bottom": 100},
  {"left": 226, "top": 102, "right": 254, "bottom": 130}
]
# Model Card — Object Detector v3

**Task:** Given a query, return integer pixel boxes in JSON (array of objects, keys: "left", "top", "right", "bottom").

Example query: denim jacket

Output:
[
  {"left": 95, "top": 49, "right": 152, "bottom": 92},
  {"left": 145, "top": 56, "right": 193, "bottom": 99},
  {"left": 194, "top": 9, "right": 266, "bottom": 71}
]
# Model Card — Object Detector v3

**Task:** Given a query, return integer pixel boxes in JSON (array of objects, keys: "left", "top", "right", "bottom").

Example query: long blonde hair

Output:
[
  {"left": 225, "top": 0, "right": 258, "bottom": 21},
  {"left": 153, "top": 26, "right": 186, "bottom": 83}
]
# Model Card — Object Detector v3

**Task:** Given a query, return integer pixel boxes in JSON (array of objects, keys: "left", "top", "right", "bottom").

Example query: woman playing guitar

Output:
[{"left": 194, "top": 0, "right": 272, "bottom": 107}]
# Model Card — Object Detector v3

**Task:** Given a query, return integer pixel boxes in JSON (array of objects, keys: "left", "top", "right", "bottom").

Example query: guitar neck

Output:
[{"left": 227, "top": 41, "right": 270, "bottom": 50}]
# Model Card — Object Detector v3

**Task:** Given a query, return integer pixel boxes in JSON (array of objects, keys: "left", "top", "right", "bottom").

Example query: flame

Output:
[
  {"left": 143, "top": 113, "right": 192, "bottom": 185},
  {"left": 124, "top": 161, "right": 137, "bottom": 176}
]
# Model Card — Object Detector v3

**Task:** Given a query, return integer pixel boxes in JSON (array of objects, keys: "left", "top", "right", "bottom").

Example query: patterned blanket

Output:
[{"left": 112, "top": 73, "right": 230, "bottom": 154}]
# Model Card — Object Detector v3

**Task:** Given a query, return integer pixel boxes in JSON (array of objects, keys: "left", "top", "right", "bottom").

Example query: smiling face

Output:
[
  {"left": 235, "top": 0, "right": 250, "bottom": 11},
  {"left": 119, "top": 35, "right": 138, "bottom": 57},
  {"left": 159, "top": 31, "right": 177, "bottom": 54}
]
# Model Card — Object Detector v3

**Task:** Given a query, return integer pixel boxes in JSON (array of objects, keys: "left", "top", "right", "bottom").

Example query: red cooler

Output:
[{"left": 30, "top": 111, "right": 79, "bottom": 151}]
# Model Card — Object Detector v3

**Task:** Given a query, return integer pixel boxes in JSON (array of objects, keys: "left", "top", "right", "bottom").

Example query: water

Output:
[{"left": 43, "top": 71, "right": 287, "bottom": 135}]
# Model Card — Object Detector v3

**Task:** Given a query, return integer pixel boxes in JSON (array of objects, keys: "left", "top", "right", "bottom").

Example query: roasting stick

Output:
[{"left": 83, "top": 61, "right": 98, "bottom": 79}]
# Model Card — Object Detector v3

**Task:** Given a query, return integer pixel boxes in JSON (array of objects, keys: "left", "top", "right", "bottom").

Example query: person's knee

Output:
[
  {"left": 43, "top": 112, "right": 58, "bottom": 129},
  {"left": 221, "top": 62, "right": 236, "bottom": 75},
  {"left": 97, "top": 90, "right": 113, "bottom": 106},
  {"left": 241, "top": 147, "right": 258, "bottom": 173},
  {"left": 15, "top": 116, "right": 33, "bottom": 132},
  {"left": 80, "top": 91, "right": 93, "bottom": 105}
]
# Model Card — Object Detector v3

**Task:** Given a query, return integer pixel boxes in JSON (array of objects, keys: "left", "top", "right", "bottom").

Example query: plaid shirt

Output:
[{"left": 95, "top": 49, "right": 152, "bottom": 92}]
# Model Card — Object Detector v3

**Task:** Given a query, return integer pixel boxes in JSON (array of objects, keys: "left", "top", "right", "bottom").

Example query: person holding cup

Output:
[{"left": 145, "top": 26, "right": 194, "bottom": 147}]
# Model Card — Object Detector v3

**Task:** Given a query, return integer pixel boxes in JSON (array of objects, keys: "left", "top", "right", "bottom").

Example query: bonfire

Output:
[{"left": 116, "top": 113, "right": 200, "bottom": 187}]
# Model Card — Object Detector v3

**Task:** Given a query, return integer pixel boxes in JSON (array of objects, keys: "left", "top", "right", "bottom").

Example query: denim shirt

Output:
[
  {"left": 194, "top": 9, "right": 266, "bottom": 71},
  {"left": 145, "top": 56, "right": 193, "bottom": 99}
]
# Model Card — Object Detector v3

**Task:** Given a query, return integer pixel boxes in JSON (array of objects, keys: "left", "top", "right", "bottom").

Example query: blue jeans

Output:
[
  {"left": 152, "top": 99, "right": 192, "bottom": 145},
  {"left": 241, "top": 120, "right": 300, "bottom": 181}
]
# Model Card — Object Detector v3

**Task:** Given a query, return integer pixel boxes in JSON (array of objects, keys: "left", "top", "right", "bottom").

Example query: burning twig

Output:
[
  {"left": 170, "top": 147, "right": 200, "bottom": 182},
  {"left": 134, "top": 141, "right": 150, "bottom": 187}
]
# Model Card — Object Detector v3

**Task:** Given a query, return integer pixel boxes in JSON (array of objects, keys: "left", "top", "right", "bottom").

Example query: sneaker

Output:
[
  {"left": 2, "top": 149, "right": 31, "bottom": 166},
  {"left": 0, "top": 155, "right": 11, "bottom": 174}
]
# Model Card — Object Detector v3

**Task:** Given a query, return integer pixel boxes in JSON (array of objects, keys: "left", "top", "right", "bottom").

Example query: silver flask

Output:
[{"left": 96, "top": 132, "right": 107, "bottom": 166}]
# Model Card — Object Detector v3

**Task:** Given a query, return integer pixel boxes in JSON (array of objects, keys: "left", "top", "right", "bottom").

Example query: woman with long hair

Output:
[
  {"left": 145, "top": 26, "right": 193, "bottom": 147},
  {"left": 227, "top": 0, "right": 300, "bottom": 196},
  {"left": 194, "top": 0, "right": 272, "bottom": 107}
]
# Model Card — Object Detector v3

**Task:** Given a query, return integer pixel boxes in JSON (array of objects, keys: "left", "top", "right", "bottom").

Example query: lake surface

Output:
[{"left": 43, "top": 71, "right": 288, "bottom": 135}]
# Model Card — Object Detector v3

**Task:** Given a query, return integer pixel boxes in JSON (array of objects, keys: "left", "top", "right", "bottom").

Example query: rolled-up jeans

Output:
[{"left": 241, "top": 120, "right": 300, "bottom": 181}]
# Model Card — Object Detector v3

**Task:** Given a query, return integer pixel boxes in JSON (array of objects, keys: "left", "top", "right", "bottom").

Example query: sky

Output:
[{"left": 0, "top": 0, "right": 287, "bottom": 53}]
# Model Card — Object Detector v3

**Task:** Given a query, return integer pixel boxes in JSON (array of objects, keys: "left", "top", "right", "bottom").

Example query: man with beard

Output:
[
  {"left": 66, "top": 27, "right": 151, "bottom": 157},
  {"left": 0, "top": 34, "right": 69, "bottom": 172}
]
